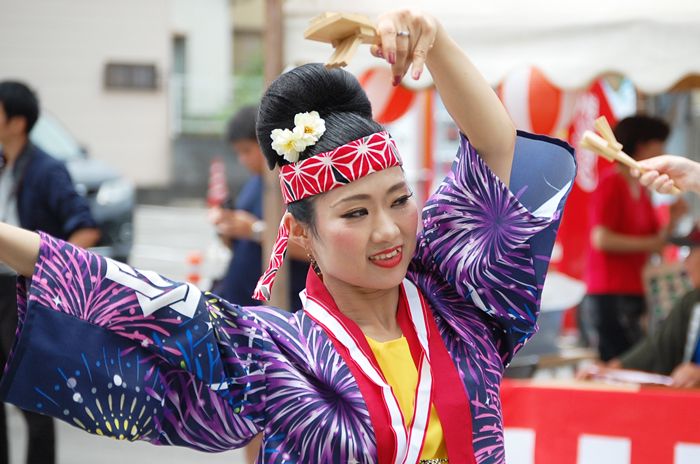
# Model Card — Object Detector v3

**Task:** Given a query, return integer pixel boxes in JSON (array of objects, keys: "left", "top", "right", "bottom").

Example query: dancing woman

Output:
[{"left": 0, "top": 8, "right": 575, "bottom": 464}]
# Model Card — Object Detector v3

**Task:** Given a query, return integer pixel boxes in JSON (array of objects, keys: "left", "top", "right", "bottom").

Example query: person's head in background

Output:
[
  {"left": 671, "top": 226, "right": 700, "bottom": 289},
  {"left": 687, "top": 247, "right": 700, "bottom": 289},
  {"left": 0, "top": 81, "right": 39, "bottom": 146},
  {"left": 613, "top": 115, "right": 670, "bottom": 162},
  {"left": 225, "top": 105, "right": 264, "bottom": 175}
]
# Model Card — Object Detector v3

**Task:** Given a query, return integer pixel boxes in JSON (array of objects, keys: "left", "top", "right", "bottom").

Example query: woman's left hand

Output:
[
  {"left": 370, "top": 7, "right": 515, "bottom": 184},
  {"left": 370, "top": 8, "right": 440, "bottom": 86}
]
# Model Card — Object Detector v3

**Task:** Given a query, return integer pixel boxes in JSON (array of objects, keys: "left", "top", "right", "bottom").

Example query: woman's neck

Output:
[{"left": 326, "top": 282, "right": 403, "bottom": 342}]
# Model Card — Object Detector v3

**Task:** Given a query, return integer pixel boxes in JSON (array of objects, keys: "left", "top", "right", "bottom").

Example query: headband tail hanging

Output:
[{"left": 253, "top": 214, "right": 290, "bottom": 301}]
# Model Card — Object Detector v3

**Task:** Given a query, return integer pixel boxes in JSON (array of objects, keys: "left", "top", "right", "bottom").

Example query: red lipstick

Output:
[{"left": 369, "top": 246, "right": 403, "bottom": 268}]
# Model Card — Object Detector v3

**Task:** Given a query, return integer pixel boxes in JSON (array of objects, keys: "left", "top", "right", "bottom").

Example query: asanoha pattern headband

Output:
[
  {"left": 279, "top": 131, "right": 401, "bottom": 203},
  {"left": 253, "top": 127, "right": 403, "bottom": 301}
]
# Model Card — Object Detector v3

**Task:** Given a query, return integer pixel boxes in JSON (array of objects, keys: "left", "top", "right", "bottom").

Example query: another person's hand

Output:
[
  {"left": 648, "top": 233, "right": 669, "bottom": 254},
  {"left": 670, "top": 362, "right": 700, "bottom": 389},
  {"left": 67, "top": 227, "right": 101, "bottom": 249},
  {"left": 590, "top": 225, "right": 667, "bottom": 254},
  {"left": 370, "top": 8, "right": 440, "bottom": 85},
  {"left": 648, "top": 234, "right": 672, "bottom": 254},
  {"left": 575, "top": 362, "right": 601, "bottom": 381},
  {"left": 575, "top": 359, "right": 622, "bottom": 380},
  {"left": 215, "top": 209, "right": 260, "bottom": 241},
  {"left": 633, "top": 155, "right": 700, "bottom": 195}
]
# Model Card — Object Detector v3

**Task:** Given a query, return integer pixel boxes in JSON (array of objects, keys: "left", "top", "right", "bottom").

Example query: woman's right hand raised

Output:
[{"left": 370, "top": 8, "right": 516, "bottom": 186}]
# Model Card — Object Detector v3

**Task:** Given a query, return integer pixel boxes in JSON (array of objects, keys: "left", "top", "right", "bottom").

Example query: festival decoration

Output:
[
  {"left": 358, "top": 67, "right": 417, "bottom": 124},
  {"left": 498, "top": 67, "right": 578, "bottom": 136}
]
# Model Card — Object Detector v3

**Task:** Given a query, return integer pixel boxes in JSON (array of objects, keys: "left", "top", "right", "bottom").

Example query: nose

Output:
[{"left": 371, "top": 207, "right": 400, "bottom": 243}]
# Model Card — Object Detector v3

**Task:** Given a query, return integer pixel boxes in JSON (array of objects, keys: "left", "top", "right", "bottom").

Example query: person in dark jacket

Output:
[
  {"left": 613, "top": 228, "right": 700, "bottom": 388},
  {"left": 0, "top": 81, "right": 100, "bottom": 464},
  {"left": 579, "top": 226, "right": 700, "bottom": 388}
]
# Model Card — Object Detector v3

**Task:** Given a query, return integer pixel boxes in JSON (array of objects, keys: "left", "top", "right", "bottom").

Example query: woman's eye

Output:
[
  {"left": 342, "top": 209, "right": 367, "bottom": 218},
  {"left": 392, "top": 194, "right": 413, "bottom": 207}
]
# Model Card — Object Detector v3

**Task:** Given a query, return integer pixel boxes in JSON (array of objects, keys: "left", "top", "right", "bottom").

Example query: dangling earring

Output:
[{"left": 306, "top": 252, "right": 322, "bottom": 278}]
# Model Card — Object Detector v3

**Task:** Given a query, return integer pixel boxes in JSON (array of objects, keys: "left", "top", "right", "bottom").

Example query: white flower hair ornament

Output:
[{"left": 270, "top": 111, "right": 326, "bottom": 163}]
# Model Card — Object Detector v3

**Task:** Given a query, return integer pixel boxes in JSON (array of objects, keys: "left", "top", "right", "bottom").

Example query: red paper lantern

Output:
[
  {"left": 499, "top": 67, "right": 577, "bottom": 136},
  {"left": 358, "top": 67, "right": 416, "bottom": 124}
]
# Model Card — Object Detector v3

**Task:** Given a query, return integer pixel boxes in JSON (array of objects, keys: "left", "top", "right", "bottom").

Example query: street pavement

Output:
[
  {"left": 6, "top": 204, "right": 245, "bottom": 464},
  {"left": 7, "top": 403, "right": 246, "bottom": 464},
  {"left": 128, "top": 204, "right": 231, "bottom": 286}
]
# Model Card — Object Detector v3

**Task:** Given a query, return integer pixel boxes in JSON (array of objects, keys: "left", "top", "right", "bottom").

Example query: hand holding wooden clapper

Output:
[{"left": 579, "top": 117, "right": 682, "bottom": 195}]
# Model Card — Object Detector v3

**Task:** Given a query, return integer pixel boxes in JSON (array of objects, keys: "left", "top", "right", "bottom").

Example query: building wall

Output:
[
  {"left": 0, "top": 0, "right": 172, "bottom": 186},
  {"left": 231, "top": 0, "right": 264, "bottom": 75},
  {"left": 231, "top": 0, "right": 264, "bottom": 30},
  {"left": 171, "top": 0, "right": 232, "bottom": 118}
]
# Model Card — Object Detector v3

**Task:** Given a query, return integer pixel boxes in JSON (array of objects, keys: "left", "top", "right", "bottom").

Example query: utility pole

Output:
[{"left": 262, "top": 0, "right": 289, "bottom": 310}]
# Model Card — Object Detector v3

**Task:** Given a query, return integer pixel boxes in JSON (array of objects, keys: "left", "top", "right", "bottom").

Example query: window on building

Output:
[
  {"left": 233, "top": 29, "right": 263, "bottom": 75},
  {"left": 104, "top": 63, "right": 158, "bottom": 90},
  {"left": 173, "top": 36, "right": 186, "bottom": 75}
]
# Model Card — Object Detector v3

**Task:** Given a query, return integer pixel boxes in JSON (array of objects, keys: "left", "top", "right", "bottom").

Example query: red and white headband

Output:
[{"left": 253, "top": 112, "right": 402, "bottom": 301}]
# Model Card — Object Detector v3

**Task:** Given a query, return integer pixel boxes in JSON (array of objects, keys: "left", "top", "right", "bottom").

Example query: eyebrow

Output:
[{"left": 331, "top": 181, "right": 408, "bottom": 207}]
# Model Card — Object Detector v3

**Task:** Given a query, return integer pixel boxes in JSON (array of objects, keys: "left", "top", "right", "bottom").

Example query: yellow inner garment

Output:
[{"left": 366, "top": 336, "right": 448, "bottom": 460}]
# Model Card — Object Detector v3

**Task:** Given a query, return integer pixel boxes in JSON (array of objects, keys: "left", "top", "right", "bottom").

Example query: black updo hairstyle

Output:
[{"left": 257, "top": 63, "right": 385, "bottom": 235}]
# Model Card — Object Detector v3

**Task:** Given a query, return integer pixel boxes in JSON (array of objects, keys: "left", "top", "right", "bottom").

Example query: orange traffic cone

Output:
[
  {"left": 207, "top": 157, "right": 229, "bottom": 207},
  {"left": 185, "top": 251, "right": 203, "bottom": 286}
]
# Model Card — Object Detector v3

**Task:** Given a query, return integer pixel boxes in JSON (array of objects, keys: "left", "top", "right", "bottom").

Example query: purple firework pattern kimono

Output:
[{"left": 0, "top": 132, "right": 575, "bottom": 463}]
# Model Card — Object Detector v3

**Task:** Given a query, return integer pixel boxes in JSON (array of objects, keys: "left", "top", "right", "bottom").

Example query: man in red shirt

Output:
[{"left": 583, "top": 115, "right": 686, "bottom": 361}]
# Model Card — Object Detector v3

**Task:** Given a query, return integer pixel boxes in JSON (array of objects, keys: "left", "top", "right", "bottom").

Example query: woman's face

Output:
[{"left": 307, "top": 166, "right": 418, "bottom": 296}]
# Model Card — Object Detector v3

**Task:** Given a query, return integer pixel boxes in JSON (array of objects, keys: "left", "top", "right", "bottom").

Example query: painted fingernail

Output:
[
  {"left": 377, "top": 48, "right": 384, "bottom": 58},
  {"left": 413, "top": 70, "right": 421, "bottom": 80},
  {"left": 392, "top": 75, "right": 401, "bottom": 87},
  {"left": 388, "top": 52, "right": 396, "bottom": 65}
]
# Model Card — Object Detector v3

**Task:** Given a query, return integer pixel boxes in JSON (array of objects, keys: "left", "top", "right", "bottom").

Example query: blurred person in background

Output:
[
  {"left": 0, "top": 81, "right": 100, "bottom": 464},
  {"left": 579, "top": 226, "right": 700, "bottom": 388},
  {"left": 209, "top": 105, "right": 307, "bottom": 310},
  {"left": 581, "top": 115, "right": 686, "bottom": 361}
]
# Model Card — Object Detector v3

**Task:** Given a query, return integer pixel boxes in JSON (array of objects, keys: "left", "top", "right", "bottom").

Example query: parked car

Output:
[{"left": 29, "top": 112, "right": 135, "bottom": 262}]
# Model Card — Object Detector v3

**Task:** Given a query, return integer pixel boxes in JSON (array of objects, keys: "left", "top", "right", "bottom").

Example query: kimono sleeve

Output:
[
  {"left": 0, "top": 233, "right": 284, "bottom": 452},
  {"left": 415, "top": 131, "right": 576, "bottom": 357}
]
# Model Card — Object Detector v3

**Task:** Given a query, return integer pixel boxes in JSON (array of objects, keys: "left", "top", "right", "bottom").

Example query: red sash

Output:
[{"left": 302, "top": 271, "right": 476, "bottom": 464}]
